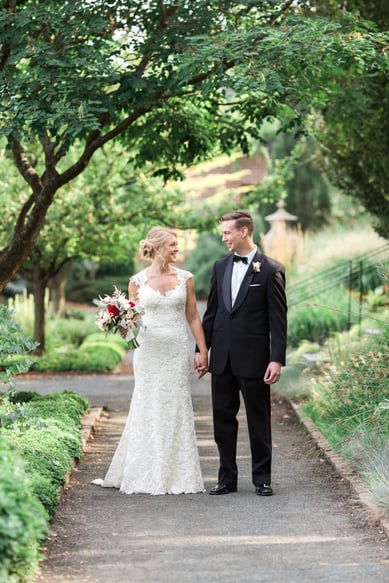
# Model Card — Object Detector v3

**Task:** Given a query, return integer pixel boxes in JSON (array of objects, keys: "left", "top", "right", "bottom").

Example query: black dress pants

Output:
[{"left": 211, "top": 360, "right": 272, "bottom": 487}]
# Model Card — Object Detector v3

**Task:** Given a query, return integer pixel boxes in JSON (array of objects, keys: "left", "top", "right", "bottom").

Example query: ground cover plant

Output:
[
  {"left": 0, "top": 436, "right": 48, "bottom": 583},
  {"left": 302, "top": 324, "right": 389, "bottom": 508}
]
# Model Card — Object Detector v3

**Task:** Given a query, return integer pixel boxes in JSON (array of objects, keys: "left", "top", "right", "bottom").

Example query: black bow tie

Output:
[{"left": 233, "top": 255, "right": 248, "bottom": 264}]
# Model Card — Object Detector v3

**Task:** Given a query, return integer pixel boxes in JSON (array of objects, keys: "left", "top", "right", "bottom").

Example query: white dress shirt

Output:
[{"left": 231, "top": 246, "right": 257, "bottom": 306}]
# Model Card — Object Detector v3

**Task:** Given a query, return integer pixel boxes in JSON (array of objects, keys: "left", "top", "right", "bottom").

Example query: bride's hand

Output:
[
  {"left": 118, "top": 326, "right": 127, "bottom": 339},
  {"left": 194, "top": 352, "right": 208, "bottom": 379}
]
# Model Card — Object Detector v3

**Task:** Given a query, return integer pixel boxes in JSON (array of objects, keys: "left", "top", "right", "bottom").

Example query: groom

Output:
[{"left": 199, "top": 210, "right": 287, "bottom": 496}]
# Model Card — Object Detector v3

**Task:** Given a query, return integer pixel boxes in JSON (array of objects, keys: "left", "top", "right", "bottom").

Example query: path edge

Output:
[
  {"left": 80, "top": 406, "right": 105, "bottom": 451},
  {"left": 291, "top": 401, "right": 389, "bottom": 539},
  {"left": 63, "top": 406, "right": 105, "bottom": 489}
]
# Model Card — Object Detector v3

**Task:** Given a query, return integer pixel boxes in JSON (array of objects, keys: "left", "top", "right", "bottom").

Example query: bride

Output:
[{"left": 92, "top": 226, "right": 208, "bottom": 495}]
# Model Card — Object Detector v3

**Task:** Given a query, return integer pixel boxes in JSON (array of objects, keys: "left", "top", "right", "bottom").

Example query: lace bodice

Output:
[{"left": 132, "top": 268, "right": 193, "bottom": 357}]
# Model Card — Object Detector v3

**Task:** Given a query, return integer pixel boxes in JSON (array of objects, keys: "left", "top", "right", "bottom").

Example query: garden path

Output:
[{"left": 16, "top": 372, "right": 388, "bottom": 583}]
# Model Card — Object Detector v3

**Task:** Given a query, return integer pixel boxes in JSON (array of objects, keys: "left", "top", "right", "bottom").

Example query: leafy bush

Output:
[
  {"left": 63, "top": 307, "right": 87, "bottom": 320},
  {"left": 0, "top": 306, "right": 38, "bottom": 432},
  {"left": 31, "top": 341, "right": 124, "bottom": 372},
  {"left": 287, "top": 287, "right": 359, "bottom": 347},
  {"left": 81, "top": 332, "right": 127, "bottom": 349},
  {"left": 2, "top": 391, "right": 89, "bottom": 516},
  {"left": 45, "top": 315, "right": 97, "bottom": 350},
  {"left": 304, "top": 348, "right": 388, "bottom": 438},
  {"left": 24, "top": 310, "right": 127, "bottom": 372},
  {"left": 0, "top": 305, "right": 38, "bottom": 389},
  {"left": 0, "top": 437, "right": 48, "bottom": 583},
  {"left": 7, "top": 390, "right": 41, "bottom": 404},
  {"left": 27, "top": 391, "right": 89, "bottom": 427}
]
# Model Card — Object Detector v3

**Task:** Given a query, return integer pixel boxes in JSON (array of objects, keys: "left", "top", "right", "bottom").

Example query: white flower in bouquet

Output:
[{"left": 94, "top": 287, "right": 144, "bottom": 350}]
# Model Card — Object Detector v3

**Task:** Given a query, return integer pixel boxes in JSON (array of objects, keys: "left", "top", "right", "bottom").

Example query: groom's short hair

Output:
[{"left": 221, "top": 210, "right": 254, "bottom": 235}]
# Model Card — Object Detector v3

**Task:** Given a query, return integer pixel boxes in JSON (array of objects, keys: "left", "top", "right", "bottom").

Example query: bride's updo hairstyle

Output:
[{"left": 139, "top": 226, "right": 177, "bottom": 260}]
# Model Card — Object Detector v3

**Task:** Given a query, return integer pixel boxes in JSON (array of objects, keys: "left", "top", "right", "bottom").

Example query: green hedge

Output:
[
  {"left": 3, "top": 307, "right": 128, "bottom": 374},
  {"left": 31, "top": 343, "right": 124, "bottom": 372},
  {"left": 2, "top": 391, "right": 89, "bottom": 515},
  {"left": 81, "top": 332, "right": 127, "bottom": 349},
  {"left": 0, "top": 437, "right": 48, "bottom": 583},
  {"left": 0, "top": 390, "right": 89, "bottom": 582}
]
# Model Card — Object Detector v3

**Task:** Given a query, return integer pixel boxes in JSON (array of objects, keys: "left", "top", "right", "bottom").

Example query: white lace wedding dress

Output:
[{"left": 92, "top": 267, "right": 205, "bottom": 495}]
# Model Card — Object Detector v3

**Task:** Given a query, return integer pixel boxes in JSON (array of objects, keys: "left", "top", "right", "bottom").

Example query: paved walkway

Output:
[{"left": 16, "top": 372, "right": 388, "bottom": 583}]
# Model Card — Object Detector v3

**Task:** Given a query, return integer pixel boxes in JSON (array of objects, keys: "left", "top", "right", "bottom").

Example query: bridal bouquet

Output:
[{"left": 94, "top": 287, "right": 144, "bottom": 349}]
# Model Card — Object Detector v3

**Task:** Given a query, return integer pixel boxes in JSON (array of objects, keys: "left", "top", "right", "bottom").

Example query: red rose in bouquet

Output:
[
  {"left": 107, "top": 304, "right": 120, "bottom": 317},
  {"left": 94, "top": 287, "right": 144, "bottom": 349}
]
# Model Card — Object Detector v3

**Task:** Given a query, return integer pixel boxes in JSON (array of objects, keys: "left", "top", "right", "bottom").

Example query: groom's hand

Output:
[
  {"left": 194, "top": 352, "right": 208, "bottom": 379},
  {"left": 263, "top": 361, "right": 282, "bottom": 385}
]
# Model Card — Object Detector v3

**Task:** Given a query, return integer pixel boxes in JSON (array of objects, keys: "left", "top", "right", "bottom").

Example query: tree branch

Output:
[
  {"left": 0, "top": 0, "right": 17, "bottom": 71},
  {"left": 267, "top": 0, "right": 295, "bottom": 24},
  {"left": 134, "top": 3, "right": 180, "bottom": 77},
  {"left": 58, "top": 106, "right": 151, "bottom": 186},
  {"left": 40, "top": 132, "right": 60, "bottom": 181},
  {"left": 11, "top": 138, "right": 42, "bottom": 193}
]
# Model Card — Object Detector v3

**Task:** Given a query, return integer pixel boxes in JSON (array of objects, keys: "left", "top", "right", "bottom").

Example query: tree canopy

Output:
[
  {"left": 0, "top": 0, "right": 388, "bottom": 290},
  {"left": 307, "top": 0, "right": 389, "bottom": 238}
]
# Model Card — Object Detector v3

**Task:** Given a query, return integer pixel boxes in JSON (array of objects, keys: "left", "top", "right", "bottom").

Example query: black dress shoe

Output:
[
  {"left": 209, "top": 483, "right": 237, "bottom": 495},
  {"left": 255, "top": 483, "right": 273, "bottom": 496}
]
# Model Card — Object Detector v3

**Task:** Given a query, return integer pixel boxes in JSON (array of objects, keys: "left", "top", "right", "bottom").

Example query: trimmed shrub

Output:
[
  {"left": 45, "top": 316, "right": 97, "bottom": 350},
  {"left": 2, "top": 391, "right": 89, "bottom": 516},
  {"left": 77, "top": 344, "right": 124, "bottom": 371},
  {"left": 0, "top": 437, "right": 48, "bottom": 583},
  {"left": 7, "top": 391, "right": 40, "bottom": 404},
  {"left": 28, "top": 391, "right": 89, "bottom": 427},
  {"left": 81, "top": 332, "right": 127, "bottom": 349},
  {"left": 31, "top": 342, "right": 124, "bottom": 372},
  {"left": 80, "top": 340, "right": 124, "bottom": 359}
]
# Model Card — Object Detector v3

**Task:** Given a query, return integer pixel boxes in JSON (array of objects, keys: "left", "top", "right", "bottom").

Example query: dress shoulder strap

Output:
[
  {"left": 130, "top": 269, "right": 148, "bottom": 287},
  {"left": 176, "top": 268, "right": 193, "bottom": 284}
]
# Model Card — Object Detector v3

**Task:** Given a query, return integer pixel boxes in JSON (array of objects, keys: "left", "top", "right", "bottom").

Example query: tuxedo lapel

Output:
[
  {"left": 222, "top": 257, "right": 233, "bottom": 311},
  {"left": 231, "top": 250, "right": 263, "bottom": 313}
]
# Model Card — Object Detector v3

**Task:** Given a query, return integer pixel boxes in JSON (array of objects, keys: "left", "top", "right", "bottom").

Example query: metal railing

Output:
[{"left": 287, "top": 243, "right": 389, "bottom": 331}]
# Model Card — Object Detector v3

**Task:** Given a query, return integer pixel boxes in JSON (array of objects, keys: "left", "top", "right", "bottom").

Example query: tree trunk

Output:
[
  {"left": 0, "top": 184, "right": 58, "bottom": 292},
  {"left": 32, "top": 266, "right": 48, "bottom": 356},
  {"left": 48, "top": 264, "right": 72, "bottom": 316}
]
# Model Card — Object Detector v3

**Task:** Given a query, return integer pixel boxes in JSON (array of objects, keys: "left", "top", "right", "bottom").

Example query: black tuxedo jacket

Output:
[{"left": 202, "top": 250, "right": 287, "bottom": 378}]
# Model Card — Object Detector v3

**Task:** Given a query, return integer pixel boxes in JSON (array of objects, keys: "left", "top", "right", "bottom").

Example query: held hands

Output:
[
  {"left": 263, "top": 361, "right": 282, "bottom": 385},
  {"left": 194, "top": 352, "right": 208, "bottom": 379}
]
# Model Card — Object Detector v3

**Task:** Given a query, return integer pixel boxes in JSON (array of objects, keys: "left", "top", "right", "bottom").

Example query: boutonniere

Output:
[{"left": 252, "top": 261, "right": 262, "bottom": 273}]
